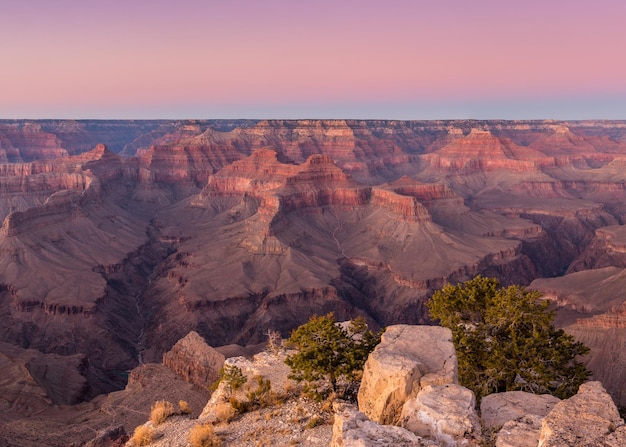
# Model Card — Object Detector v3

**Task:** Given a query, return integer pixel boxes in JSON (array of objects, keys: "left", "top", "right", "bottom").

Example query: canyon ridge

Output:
[{"left": 1, "top": 119, "right": 626, "bottom": 445}]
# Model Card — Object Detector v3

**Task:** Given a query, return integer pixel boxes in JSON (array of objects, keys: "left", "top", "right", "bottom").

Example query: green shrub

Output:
[
  {"left": 285, "top": 313, "right": 382, "bottom": 399},
  {"left": 427, "top": 275, "right": 590, "bottom": 401},
  {"left": 216, "top": 364, "right": 247, "bottom": 396}
]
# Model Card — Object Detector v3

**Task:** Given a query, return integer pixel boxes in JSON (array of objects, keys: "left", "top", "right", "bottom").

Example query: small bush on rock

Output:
[
  {"left": 129, "top": 424, "right": 154, "bottom": 446},
  {"left": 216, "top": 364, "right": 247, "bottom": 396},
  {"left": 214, "top": 401, "right": 236, "bottom": 423},
  {"left": 189, "top": 424, "right": 222, "bottom": 447},
  {"left": 245, "top": 376, "right": 274, "bottom": 408},
  {"left": 179, "top": 400, "right": 191, "bottom": 415},
  {"left": 150, "top": 400, "right": 175, "bottom": 426}
]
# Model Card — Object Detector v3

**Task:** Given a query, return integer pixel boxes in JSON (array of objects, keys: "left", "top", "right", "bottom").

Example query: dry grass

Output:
[
  {"left": 321, "top": 392, "right": 337, "bottom": 413},
  {"left": 189, "top": 424, "right": 222, "bottom": 447},
  {"left": 150, "top": 400, "right": 175, "bottom": 426},
  {"left": 179, "top": 400, "right": 192, "bottom": 415},
  {"left": 214, "top": 401, "right": 236, "bottom": 423},
  {"left": 305, "top": 415, "right": 323, "bottom": 429},
  {"left": 129, "top": 424, "right": 154, "bottom": 446}
]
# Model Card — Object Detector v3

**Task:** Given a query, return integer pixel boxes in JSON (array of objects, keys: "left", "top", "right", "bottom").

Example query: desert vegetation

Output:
[
  {"left": 149, "top": 399, "right": 175, "bottom": 426},
  {"left": 179, "top": 400, "right": 192, "bottom": 415},
  {"left": 129, "top": 424, "right": 154, "bottom": 446},
  {"left": 428, "top": 275, "right": 590, "bottom": 401},
  {"left": 214, "top": 364, "right": 247, "bottom": 396},
  {"left": 189, "top": 423, "right": 222, "bottom": 447},
  {"left": 284, "top": 313, "right": 383, "bottom": 399}
]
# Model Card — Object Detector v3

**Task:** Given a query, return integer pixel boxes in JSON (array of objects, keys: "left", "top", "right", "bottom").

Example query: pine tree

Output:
[
  {"left": 284, "top": 313, "right": 382, "bottom": 398},
  {"left": 427, "top": 275, "right": 590, "bottom": 401}
]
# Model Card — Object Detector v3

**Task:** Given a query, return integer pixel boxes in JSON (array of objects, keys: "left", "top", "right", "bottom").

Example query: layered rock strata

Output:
[{"left": 161, "top": 331, "right": 225, "bottom": 389}]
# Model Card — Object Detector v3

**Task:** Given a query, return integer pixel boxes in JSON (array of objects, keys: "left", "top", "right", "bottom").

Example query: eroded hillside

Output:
[{"left": 1, "top": 120, "right": 626, "bottom": 439}]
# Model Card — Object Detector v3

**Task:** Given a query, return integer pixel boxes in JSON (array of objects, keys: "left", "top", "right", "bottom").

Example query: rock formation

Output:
[
  {"left": 401, "top": 384, "right": 482, "bottom": 447},
  {"left": 537, "top": 381, "right": 626, "bottom": 447},
  {"left": 358, "top": 325, "right": 457, "bottom": 425},
  {"left": 162, "top": 331, "right": 225, "bottom": 389},
  {"left": 332, "top": 402, "right": 436, "bottom": 447},
  {"left": 480, "top": 392, "right": 561, "bottom": 429}
]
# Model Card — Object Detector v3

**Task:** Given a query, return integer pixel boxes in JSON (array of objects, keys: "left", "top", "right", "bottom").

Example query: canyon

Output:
[{"left": 1, "top": 119, "right": 626, "bottom": 445}]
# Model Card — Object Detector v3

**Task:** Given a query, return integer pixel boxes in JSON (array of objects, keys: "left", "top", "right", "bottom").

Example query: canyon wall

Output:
[{"left": 1, "top": 119, "right": 626, "bottom": 413}]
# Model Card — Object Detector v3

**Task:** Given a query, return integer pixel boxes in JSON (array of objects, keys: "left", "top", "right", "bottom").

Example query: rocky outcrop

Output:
[
  {"left": 496, "top": 415, "right": 544, "bottom": 447},
  {"left": 0, "top": 342, "right": 89, "bottom": 411},
  {"left": 0, "top": 122, "right": 68, "bottom": 161},
  {"left": 162, "top": 331, "right": 225, "bottom": 389},
  {"left": 479, "top": 392, "right": 560, "bottom": 447},
  {"left": 357, "top": 325, "right": 457, "bottom": 425},
  {"left": 401, "top": 384, "right": 481, "bottom": 447},
  {"left": 537, "top": 381, "right": 625, "bottom": 447},
  {"left": 199, "top": 351, "right": 297, "bottom": 422},
  {"left": 370, "top": 187, "right": 432, "bottom": 222},
  {"left": 480, "top": 392, "right": 561, "bottom": 429},
  {"left": 332, "top": 402, "right": 437, "bottom": 447}
]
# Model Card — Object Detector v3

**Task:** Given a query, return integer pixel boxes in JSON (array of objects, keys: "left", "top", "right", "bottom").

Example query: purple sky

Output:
[{"left": 1, "top": 0, "right": 626, "bottom": 119}]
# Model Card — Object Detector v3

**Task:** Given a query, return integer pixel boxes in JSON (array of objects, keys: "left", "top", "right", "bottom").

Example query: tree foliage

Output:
[
  {"left": 215, "top": 364, "right": 247, "bottom": 397},
  {"left": 427, "top": 275, "right": 590, "bottom": 401},
  {"left": 285, "top": 313, "right": 382, "bottom": 398}
]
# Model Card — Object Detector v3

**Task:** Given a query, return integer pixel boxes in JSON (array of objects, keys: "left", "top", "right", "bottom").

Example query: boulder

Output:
[
  {"left": 480, "top": 391, "right": 560, "bottom": 429},
  {"left": 162, "top": 331, "right": 225, "bottom": 389},
  {"left": 401, "top": 384, "right": 481, "bottom": 447},
  {"left": 538, "top": 381, "right": 626, "bottom": 447},
  {"left": 199, "top": 350, "right": 296, "bottom": 421},
  {"left": 358, "top": 325, "right": 457, "bottom": 424},
  {"left": 495, "top": 414, "right": 543, "bottom": 447},
  {"left": 331, "top": 401, "right": 438, "bottom": 447}
]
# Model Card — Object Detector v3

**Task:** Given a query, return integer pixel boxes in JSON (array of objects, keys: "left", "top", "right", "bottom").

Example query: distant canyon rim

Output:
[{"left": 1, "top": 119, "right": 626, "bottom": 443}]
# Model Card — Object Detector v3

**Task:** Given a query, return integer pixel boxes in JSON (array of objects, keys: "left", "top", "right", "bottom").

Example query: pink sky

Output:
[{"left": 1, "top": 0, "right": 625, "bottom": 119}]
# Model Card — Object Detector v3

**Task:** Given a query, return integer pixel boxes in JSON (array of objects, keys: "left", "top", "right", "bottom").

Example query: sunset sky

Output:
[{"left": 1, "top": 0, "right": 625, "bottom": 119}]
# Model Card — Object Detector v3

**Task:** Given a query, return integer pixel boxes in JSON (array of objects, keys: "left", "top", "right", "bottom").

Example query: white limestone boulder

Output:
[
  {"left": 332, "top": 401, "right": 439, "bottom": 447},
  {"left": 401, "top": 384, "right": 481, "bottom": 447},
  {"left": 358, "top": 325, "right": 457, "bottom": 424},
  {"left": 538, "top": 381, "right": 626, "bottom": 447},
  {"left": 480, "top": 391, "right": 560, "bottom": 429}
]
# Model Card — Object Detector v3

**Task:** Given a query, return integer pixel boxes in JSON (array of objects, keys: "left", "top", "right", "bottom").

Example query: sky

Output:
[{"left": 1, "top": 0, "right": 626, "bottom": 120}]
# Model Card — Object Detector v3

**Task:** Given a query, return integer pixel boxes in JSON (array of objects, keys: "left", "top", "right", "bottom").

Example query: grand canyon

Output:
[{"left": 1, "top": 119, "right": 626, "bottom": 445}]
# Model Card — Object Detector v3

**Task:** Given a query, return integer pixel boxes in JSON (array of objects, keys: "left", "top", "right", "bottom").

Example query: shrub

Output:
[
  {"left": 214, "top": 401, "right": 236, "bottom": 423},
  {"left": 129, "top": 424, "right": 154, "bottom": 446},
  {"left": 179, "top": 400, "right": 192, "bottom": 415},
  {"left": 229, "top": 396, "right": 251, "bottom": 414},
  {"left": 189, "top": 424, "right": 222, "bottom": 447},
  {"left": 245, "top": 376, "right": 273, "bottom": 408},
  {"left": 285, "top": 313, "right": 382, "bottom": 399},
  {"left": 217, "top": 364, "right": 247, "bottom": 396},
  {"left": 305, "top": 415, "right": 323, "bottom": 429},
  {"left": 150, "top": 400, "right": 175, "bottom": 426},
  {"left": 427, "top": 275, "right": 590, "bottom": 401}
]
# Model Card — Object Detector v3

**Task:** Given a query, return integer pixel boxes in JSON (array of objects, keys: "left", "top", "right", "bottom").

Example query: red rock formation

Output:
[
  {"left": 162, "top": 331, "right": 225, "bottom": 388},
  {"left": 0, "top": 122, "right": 68, "bottom": 161}
]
